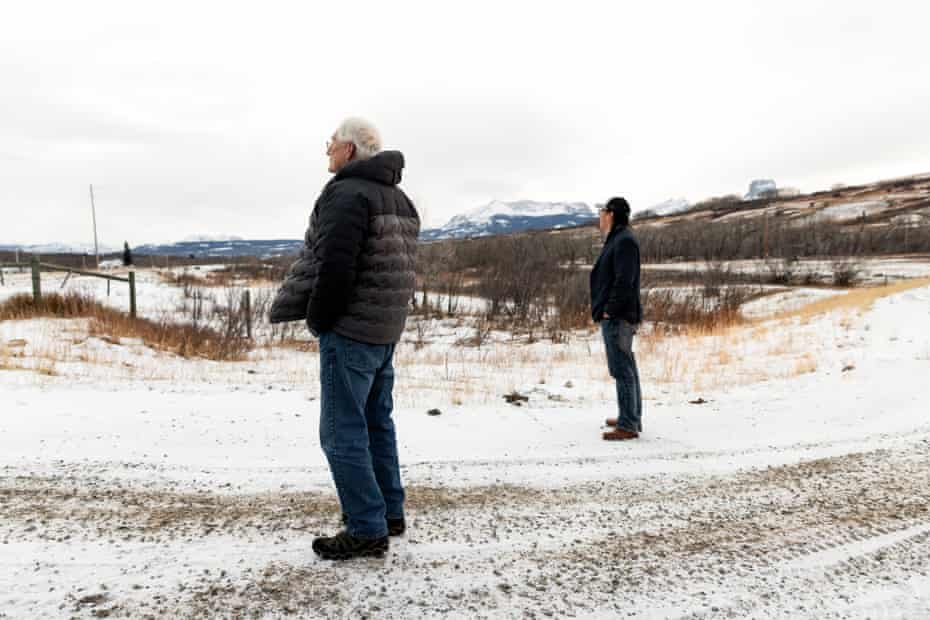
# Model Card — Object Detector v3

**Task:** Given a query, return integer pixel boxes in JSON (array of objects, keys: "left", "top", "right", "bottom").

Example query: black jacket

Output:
[
  {"left": 590, "top": 225, "right": 642, "bottom": 324},
  {"left": 269, "top": 151, "right": 420, "bottom": 344}
]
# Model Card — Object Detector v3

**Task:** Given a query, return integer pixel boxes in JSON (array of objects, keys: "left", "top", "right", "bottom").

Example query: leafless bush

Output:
[
  {"left": 456, "top": 315, "right": 493, "bottom": 348},
  {"left": 549, "top": 270, "right": 590, "bottom": 334},
  {"left": 179, "top": 286, "right": 207, "bottom": 325},
  {"left": 642, "top": 285, "right": 752, "bottom": 333},
  {"left": 831, "top": 260, "right": 861, "bottom": 287},
  {"left": 161, "top": 261, "right": 287, "bottom": 289},
  {"left": 636, "top": 217, "right": 930, "bottom": 263},
  {"left": 700, "top": 261, "right": 734, "bottom": 297},
  {"left": 411, "top": 318, "right": 433, "bottom": 350},
  {"left": 211, "top": 288, "right": 251, "bottom": 340},
  {"left": 763, "top": 258, "right": 799, "bottom": 285},
  {"left": 210, "top": 260, "right": 289, "bottom": 284},
  {"left": 800, "top": 266, "right": 821, "bottom": 286}
]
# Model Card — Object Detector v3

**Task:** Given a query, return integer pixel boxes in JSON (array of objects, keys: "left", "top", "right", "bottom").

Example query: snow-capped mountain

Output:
[
  {"left": 745, "top": 179, "right": 778, "bottom": 200},
  {"left": 0, "top": 242, "right": 121, "bottom": 255},
  {"left": 634, "top": 198, "right": 692, "bottom": 220},
  {"left": 0, "top": 239, "right": 301, "bottom": 258},
  {"left": 421, "top": 200, "right": 597, "bottom": 241},
  {"left": 180, "top": 234, "right": 244, "bottom": 243},
  {"left": 134, "top": 239, "right": 301, "bottom": 257}
]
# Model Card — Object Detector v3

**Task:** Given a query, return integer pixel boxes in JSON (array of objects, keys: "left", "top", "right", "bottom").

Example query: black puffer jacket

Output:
[
  {"left": 269, "top": 150, "right": 420, "bottom": 345},
  {"left": 590, "top": 225, "right": 642, "bottom": 324}
]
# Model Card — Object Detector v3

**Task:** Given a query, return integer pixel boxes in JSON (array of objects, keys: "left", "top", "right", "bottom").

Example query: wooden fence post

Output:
[
  {"left": 243, "top": 289, "right": 252, "bottom": 339},
  {"left": 129, "top": 271, "right": 137, "bottom": 318},
  {"left": 31, "top": 256, "right": 41, "bottom": 304}
]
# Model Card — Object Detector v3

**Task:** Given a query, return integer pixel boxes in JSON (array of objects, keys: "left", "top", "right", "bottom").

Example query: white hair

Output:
[{"left": 335, "top": 117, "right": 382, "bottom": 160}]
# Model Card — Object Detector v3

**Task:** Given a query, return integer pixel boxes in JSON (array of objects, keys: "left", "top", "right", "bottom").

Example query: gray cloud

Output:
[{"left": 1, "top": 1, "right": 929, "bottom": 245}]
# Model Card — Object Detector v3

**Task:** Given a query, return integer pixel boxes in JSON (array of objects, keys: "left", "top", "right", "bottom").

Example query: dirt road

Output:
[{"left": 4, "top": 434, "right": 930, "bottom": 619}]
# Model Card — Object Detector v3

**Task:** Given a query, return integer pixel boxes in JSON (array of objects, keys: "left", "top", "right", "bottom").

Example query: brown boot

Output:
[
  {"left": 604, "top": 417, "right": 618, "bottom": 427},
  {"left": 603, "top": 428, "right": 639, "bottom": 441}
]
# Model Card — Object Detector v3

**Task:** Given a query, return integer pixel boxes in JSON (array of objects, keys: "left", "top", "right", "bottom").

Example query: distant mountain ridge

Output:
[
  {"left": 0, "top": 242, "right": 121, "bottom": 255},
  {"left": 0, "top": 239, "right": 301, "bottom": 258},
  {"left": 134, "top": 239, "right": 301, "bottom": 257},
  {"left": 7, "top": 172, "right": 927, "bottom": 257},
  {"left": 420, "top": 200, "right": 597, "bottom": 241}
]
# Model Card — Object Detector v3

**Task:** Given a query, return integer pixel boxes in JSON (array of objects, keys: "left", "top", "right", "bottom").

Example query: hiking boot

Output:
[
  {"left": 312, "top": 530, "right": 388, "bottom": 561},
  {"left": 341, "top": 513, "right": 406, "bottom": 537},
  {"left": 602, "top": 429, "right": 639, "bottom": 441}
]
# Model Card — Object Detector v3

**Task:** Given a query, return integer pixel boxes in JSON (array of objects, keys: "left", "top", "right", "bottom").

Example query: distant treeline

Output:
[{"left": 636, "top": 218, "right": 930, "bottom": 262}]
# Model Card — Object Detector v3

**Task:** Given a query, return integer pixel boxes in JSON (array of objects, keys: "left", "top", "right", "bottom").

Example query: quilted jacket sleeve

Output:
[
  {"left": 306, "top": 184, "right": 368, "bottom": 333},
  {"left": 268, "top": 220, "right": 316, "bottom": 324}
]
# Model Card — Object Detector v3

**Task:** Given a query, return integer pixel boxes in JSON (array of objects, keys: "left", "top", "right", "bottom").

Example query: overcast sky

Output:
[{"left": 3, "top": 1, "right": 929, "bottom": 246}]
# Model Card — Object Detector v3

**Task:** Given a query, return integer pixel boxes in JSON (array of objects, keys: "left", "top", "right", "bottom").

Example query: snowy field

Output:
[
  {"left": 2, "top": 264, "right": 930, "bottom": 618},
  {"left": 643, "top": 256, "right": 930, "bottom": 285}
]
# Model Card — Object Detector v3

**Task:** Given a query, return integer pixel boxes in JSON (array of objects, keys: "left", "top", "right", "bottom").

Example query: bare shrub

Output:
[
  {"left": 636, "top": 216, "right": 930, "bottom": 264},
  {"left": 211, "top": 288, "right": 251, "bottom": 341},
  {"left": 763, "top": 257, "right": 798, "bottom": 285},
  {"left": 701, "top": 261, "right": 733, "bottom": 297},
  {"left": 800, "top": 267, "right": 821, "bottom": 286},
  {"left": 549, "top": 270, "right": 591, "bottom": 335},
  {"left": 642, "top": 285, "right": 751, "bottom": 333},
  {"left": 209, "top": 260, "right": 289, "bottom": 285},
  {"left": 831, "top": 260, "right": 861, "bottom": 287},
  {"left": 159, "top": 260, "right": 289, "bottom": 289},
  {"left": 456, "top": 315, "right": 493, "bottom": 348},
  {"left": 411, "top": 318, "right": 432, "bottom": 350}
]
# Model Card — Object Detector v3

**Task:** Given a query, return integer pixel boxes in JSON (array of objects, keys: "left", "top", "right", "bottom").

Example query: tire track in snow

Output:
[{"left": 5, "top": 440, "right": 930, "bottom": 618}]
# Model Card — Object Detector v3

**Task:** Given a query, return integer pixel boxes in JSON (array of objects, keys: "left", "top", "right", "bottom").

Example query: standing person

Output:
[
  {"left": 270, "top": 117, "right": 420, "bottom": 560},
  {"left": 590, "top": 197, "right": 643, "bottom": 440}
]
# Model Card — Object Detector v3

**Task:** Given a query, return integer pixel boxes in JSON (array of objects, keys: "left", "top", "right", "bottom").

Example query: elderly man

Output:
[{"left": 270, "top": 118, "right": 420, "bottom": 560}]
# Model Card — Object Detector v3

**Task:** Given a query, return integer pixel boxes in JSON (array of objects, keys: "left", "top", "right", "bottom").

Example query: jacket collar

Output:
[
  {"left": 334, "top": 150, "right": 405, "bottom": 186},
  {"left": 604, "top": 223, "right": 628, "bottom": 245}
]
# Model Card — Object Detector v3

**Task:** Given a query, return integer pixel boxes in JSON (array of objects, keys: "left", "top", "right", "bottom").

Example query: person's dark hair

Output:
[{"left": 604, "top": 197, "right": 631, "bottom": 230}]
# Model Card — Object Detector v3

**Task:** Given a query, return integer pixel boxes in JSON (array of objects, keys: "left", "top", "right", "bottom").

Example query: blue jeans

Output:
[
  {"left": 319, "top": 331, "right": 405, "bottom": 540},
  {"left": 601, "top": 319, "right": 643, "bottom": 433}
]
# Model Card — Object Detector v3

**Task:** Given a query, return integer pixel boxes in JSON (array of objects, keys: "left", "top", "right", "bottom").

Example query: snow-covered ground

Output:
[
  {"left": 2, "top": 268, "right": 930, "bottom": 618},
  {"left": 806, "top": 199, "right": 889, "bottom": 223},
  {"left": 643, "top": 256, "right": 930, "bottom": 284}
]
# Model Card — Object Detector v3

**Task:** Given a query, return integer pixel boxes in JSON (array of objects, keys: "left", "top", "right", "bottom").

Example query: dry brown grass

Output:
[
  {"left": 0, "top": 292, "right": 252, "bottom": 361},
  {"left": 158, "top": 263, "right": 284, "bottom": 288},
  {"left": 0, "top": 292, "right": 99, "bottom": 320},
  {"left": 0, "top": 346, "right": 15, "bottom": 372},
  {"left": 644, "top": 277, "right": 930, "bottom": 391},
  {"left": 776, "top": 277, "right": 930, "bottom": 322},
  {"left": 643, "top": 286, "right": 754, "bottom": 337},
  {"left": 791, "top": 353, "right": 818, "bottom": 376},
  {"left": 0, "top": 334, "right": 61, "bottom": 377},
  {"left": 158, "top": 271, "right": 207, "bottom": 288}
]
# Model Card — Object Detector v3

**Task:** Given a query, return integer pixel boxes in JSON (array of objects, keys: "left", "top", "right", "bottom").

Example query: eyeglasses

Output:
[{"left": 326, "top": 138, "right": 354, "bottom": 154}]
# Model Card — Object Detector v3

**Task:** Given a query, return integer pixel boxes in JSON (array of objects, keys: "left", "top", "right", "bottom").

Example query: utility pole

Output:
[
  {"left": 762, "top": 210, "right": 769, "bottom": 259},
  {"left": 89, "top": 184, "right": 100, "bottom": 268}
]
